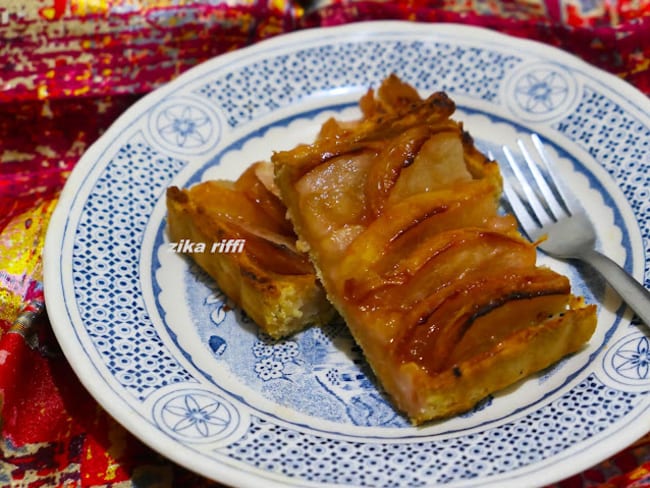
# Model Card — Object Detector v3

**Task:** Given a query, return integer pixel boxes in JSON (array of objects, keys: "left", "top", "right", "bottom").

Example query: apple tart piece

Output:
[
  {"left": 166, "top": 161, "right": 336, "bottom": 339},
  {"left": 273, "top": 75, "right": 597, "bottom": 423}
]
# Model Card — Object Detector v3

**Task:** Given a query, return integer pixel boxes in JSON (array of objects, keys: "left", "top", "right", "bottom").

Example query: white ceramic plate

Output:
[{"left": 44, "top": 21, "right": 650, "bottom": 487}]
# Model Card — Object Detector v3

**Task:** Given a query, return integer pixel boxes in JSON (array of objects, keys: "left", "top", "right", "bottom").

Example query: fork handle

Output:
[{"left": 582, "top": 249, "right": 650, "bottom": 326}]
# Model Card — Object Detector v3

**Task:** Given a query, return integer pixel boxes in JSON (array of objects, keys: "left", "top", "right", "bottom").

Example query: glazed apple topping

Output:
[
  {"left": 272, "top": 74, "right": 597, "bottom": 422},
  {"left": 187, "top": 163, "right": 313, "bottom": 275},
  {"left": 395, "top": 267, "right": 571, "bottom": 373}
]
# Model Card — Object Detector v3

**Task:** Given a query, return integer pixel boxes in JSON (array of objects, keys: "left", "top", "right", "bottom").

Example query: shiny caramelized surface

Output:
[
  {"left": 186, "top": 162, "right": 313, "bottom": 276},
  {"left": 273, "top": 75, "right": 581, "bottom": 375}
]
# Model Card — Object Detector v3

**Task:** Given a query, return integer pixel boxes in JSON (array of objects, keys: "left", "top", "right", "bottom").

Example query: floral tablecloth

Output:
[{"left": 1, "top": 1, "right": 649, "bottom": 486}]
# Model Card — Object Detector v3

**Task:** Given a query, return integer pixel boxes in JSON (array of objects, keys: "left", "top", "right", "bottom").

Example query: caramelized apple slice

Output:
[
  {"left": 186, "top": 195, "right": 312, "bottom": 276},
  {"left": 447, "top": 294, "right": 571, "bottom": 365},
  {"left": 189, "top": 180, "right": 276, "bottom": 233},
  {"left": 273, "top": 90, "right": 458, "bottom": 182},
  {"left": 374, "top": 73, "right": 423, "bottom": 113},
  {"left": 185, "top": 180, "right": 312, "bottom": 275},
  {"left": 294, "top": 150, "right": 376, "bottom": 258},
  {"left": 396, "top": 303, "right": 596, "bottom": 424},
  {"left": 388, "top": 129, "right": 473, "bottom": 202},
  {"left": 396, "top": 267, "right": 571, "bottom": 373},
  {"left": 336, "top": 178, "right": 502, "bottom": 290},
  {"left": 321, "top": 74, "right": 425, "bottom": 142},
  {"left": 378, "top": 215, "right": 519, "bottom": 281},
  {"left": 357, "top": 228, "right": 537, "bottom": 308},
  {"left": 234, "top": 162, "right": 293, "bottom": 235},
  {"left": 385, "top": 227, "right": 530, "bottom": 281},
  {"left": 365, "top": 125, "right": 432, "bottom": 215}
]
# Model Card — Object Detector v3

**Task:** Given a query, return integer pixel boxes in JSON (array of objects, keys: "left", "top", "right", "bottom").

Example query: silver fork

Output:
[{"left": 500, "top": 133, "right": 650, "bottom": 326}]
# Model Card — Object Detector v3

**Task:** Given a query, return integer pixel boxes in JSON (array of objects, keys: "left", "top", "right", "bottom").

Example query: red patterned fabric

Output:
[
  {"left": 1, "top": 1, "right": 299, "bottom": 103},
  {"left": 1, "top": 1, "right": 649, "bottom": 486}
]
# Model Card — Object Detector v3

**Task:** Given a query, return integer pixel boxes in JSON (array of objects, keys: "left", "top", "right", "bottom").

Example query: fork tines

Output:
[{"left": 500, "top": 133, "right": 578, "bottom": 240}]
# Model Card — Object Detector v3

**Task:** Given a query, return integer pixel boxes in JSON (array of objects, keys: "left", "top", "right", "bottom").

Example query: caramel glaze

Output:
[{"left": 273, "top": 74, "right": 598, "bottom": 422}]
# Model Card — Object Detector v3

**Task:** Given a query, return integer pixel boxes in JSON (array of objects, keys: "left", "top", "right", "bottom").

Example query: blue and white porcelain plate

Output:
[{"left": 44, "top": 21, "right": 650, "bottom": 487}]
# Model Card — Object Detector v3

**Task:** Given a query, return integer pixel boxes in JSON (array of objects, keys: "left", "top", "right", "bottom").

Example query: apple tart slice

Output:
[
  {"left": 273, "top": 76, "right": 597, "bottom": 423},
  {"left": 164, "top": 76, "right": 423, "bottom": 339},
  {"left": 166, "top": 162, "right": 336, "bottom": 339}
]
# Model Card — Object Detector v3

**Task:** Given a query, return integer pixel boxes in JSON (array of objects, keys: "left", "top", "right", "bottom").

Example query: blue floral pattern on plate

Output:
[
  {"left": 147, "top": 96, "right": 221, "bottom": 155},
  {"left": 44, "top": 22, "right": 650, "bottom": 487},
  {"left": 615, "top": 336, "right": 650, "bottom": 380},
  {"left": 514, "top": 69, "right": 570, "bottom": 113},
  {"left": 157, "top": 105, "right": 212, "bottom": 148}
]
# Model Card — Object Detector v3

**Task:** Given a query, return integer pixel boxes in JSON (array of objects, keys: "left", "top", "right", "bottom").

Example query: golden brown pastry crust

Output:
[{"left": 273, "top": 75, "right": 597, "bottom": 423}]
